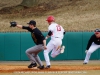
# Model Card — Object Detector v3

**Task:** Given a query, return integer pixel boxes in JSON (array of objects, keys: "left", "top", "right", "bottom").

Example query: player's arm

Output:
[
  {"left": 45, "top": 31, "right": 52, "bottom": 40},
  {"left": 43, "top": 39, "right": 47, "bottom": 49},
  {"left": 85, "top": 35, "right": 94, "bottom": 53},
  {"left": 40, "top": 34, "right": 47, "bottom": 49},
  {"left": 10, "top": 22, "right": 23, "bottom": 29},
  {"left": 16, "top": 25, "right": 23, "bottom": 29},
  {"left": 85, "top": 35, "right": 95, "bottom": 53},
  {"left": 10, "top": 21, "right": 29, "bottom": 30},
  {"left": 62, "top": 27, "right": 65, "bottom": 35},
  {"left": 63, "top": 31, "right": 66, "bottom": 35},
  {"left": 86, "top": 35, "right": 94, "bottom": 50},
  {"left": 43, "top": 39, "right": 46, "bottom": 46},
  {"left": 85, "top": 36, "right": 93, "bottom": 53}
]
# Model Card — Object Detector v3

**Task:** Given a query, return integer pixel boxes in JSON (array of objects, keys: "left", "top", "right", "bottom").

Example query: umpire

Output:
[{"left": 10, "top": 20, "right": 47, "bottom": 69}]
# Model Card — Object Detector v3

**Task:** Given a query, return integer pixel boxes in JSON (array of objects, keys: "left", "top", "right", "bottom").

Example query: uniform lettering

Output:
[{"left": 56, "top": 25, "right": 61, "bottom": 31}]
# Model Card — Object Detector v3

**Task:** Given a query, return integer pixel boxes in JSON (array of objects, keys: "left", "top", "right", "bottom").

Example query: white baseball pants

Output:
[
  {"left": 44, "top": 38, "right": 62, "bottom": 66},
  {"left": 84, "top": 42, "right": 100, "bottom": 63}
]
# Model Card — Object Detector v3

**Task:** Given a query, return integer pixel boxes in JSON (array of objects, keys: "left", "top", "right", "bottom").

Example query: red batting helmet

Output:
[{"left": 46, "top": 16, "right": 55, "bottom": 22}]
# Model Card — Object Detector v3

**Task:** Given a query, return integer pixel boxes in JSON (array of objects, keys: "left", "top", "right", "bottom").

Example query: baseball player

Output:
[
  {"left": 10, "top": 20, "right": 47, "bottom": 69},
  {"left": 44, "top": 16, "right": 65, "bottom": 69},
  {"left": 83, "top": 29, "right": 100, "bottom": 64}
]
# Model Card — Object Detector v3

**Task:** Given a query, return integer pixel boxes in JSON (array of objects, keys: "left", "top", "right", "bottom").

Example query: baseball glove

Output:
[{"left": 10, "top": 22, "right": 17, "bottom": 27}]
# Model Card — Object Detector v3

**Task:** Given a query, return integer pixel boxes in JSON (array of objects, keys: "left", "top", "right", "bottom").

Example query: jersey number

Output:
[{"left": 56, "top": 25, "right": 61, "bottom": 31}]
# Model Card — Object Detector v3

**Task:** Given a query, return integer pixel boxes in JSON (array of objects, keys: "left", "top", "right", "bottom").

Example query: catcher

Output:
[{"left": 10, "top": 20, "right": 47, "bottom": 69}]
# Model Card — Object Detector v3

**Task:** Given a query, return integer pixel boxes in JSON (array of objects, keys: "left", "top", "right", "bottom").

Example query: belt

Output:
[{"left": 55, "top": 37, "right": 59, "bottom": 38}]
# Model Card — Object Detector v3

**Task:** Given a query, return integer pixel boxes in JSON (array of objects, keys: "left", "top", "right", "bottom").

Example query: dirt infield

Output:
[
  {"left": 0, "top": 65, "right": 100, "bottom": 73},
  {"left": 0, "top": 60, "right": 100, "bottom": 73}
]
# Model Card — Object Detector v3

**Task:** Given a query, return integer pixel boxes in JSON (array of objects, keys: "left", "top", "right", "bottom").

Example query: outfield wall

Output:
[{"left": 0, "top": 32, "right": 100, "bottom": 61}]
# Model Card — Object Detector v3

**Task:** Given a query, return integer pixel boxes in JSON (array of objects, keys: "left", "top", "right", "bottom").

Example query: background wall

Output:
[{"left": 0, "top": 32, "right": 100, "bottom": 61}]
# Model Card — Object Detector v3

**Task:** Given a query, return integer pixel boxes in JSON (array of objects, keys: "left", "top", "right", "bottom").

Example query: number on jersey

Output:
[{"left": 56, "top": 25, "right": 61, "bottom": 31}]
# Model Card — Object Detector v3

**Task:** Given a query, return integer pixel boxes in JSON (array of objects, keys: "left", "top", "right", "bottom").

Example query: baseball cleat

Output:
[
  {"left": 28, "top": 63, "right": 37, "bottom": 68},
  {"left": 45, "top": 65, "right": 50, "bottom": 69},
  {"left": 60, "top": 46, "right": 65, "bottom": 53},
  {"left": 37, "top": 65, "right": 44, "bottom": 69},
  {"left": 83, "top": 62, "right": 87, "bottom": 65}
]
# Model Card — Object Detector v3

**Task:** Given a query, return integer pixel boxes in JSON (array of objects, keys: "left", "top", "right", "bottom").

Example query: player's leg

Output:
[
  {"left": 25, "top": 45, "right": 43, "bottom": 69},
  {"left": 51, "top": 38, "right": 64, "bottom": 58},
  {"left": 51, "top": 46, "right": 63, "bottom": 58},
  {"left": 84, "top": 43, "right": 100, "bottom": 64},
  {"left": 33, "top": 45, "right": 44, "bottom": 69},
  {"left": 33, "top": 54, "right": 44, "bottom": 69},
  {"left": 26, "top": 46, "right": 37, "bottom": 68},
  {"left": 60, "top": 45, "right": 65, "bottom": 53},
  {"left": 44, "top": 40, "right": 54, "bottom": 68}
]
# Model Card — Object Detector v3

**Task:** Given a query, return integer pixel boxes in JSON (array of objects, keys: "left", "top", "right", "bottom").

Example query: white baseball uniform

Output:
[{"left": 44, "top": 22, "right": 64, "bottom": 66}]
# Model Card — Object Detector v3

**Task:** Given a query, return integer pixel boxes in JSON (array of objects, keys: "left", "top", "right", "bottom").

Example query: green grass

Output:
[{"left": 0, "top": 0, "right": 100, "bottom": 32}]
